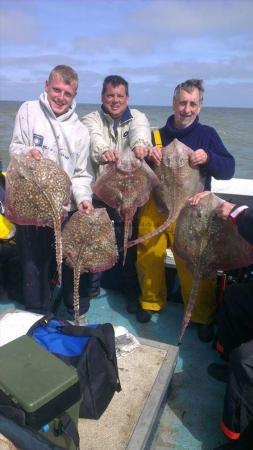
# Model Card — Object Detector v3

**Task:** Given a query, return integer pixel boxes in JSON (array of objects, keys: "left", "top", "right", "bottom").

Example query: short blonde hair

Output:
[{"left": 48, "top": 65, "right": 78, "bottom": 88}]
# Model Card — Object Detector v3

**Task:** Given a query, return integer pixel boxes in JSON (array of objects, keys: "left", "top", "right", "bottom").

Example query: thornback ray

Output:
[
  {"left": 5, "top": 155, "right": 71, "bottom": 285},
  {"left": 127, "top": 138, "right": 205, "bottom": 249},
  {"left": 62, "top": 208, "right": 117, "bottom": 324},
  {"left": 92, "top": 156, "right": 159, "bottom": 264},
  {"left": 174, "top": 192, "right": 253, "bottom": 344}
]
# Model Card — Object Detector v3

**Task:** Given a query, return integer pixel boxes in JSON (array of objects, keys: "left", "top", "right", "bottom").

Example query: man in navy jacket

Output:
[{"left": 136, "top": 79, "right": 235, "bottom": 341}]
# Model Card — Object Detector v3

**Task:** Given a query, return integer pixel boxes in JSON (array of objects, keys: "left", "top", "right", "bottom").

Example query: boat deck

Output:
[
  {"left": 0, "top": 289, "right": 228, "bottom": 450},
  {"left": 79, "top": 337, "right": 178, "bottom": 450},
  {"left": 88, "top": 290, "right": 228, "bottom": 450}
]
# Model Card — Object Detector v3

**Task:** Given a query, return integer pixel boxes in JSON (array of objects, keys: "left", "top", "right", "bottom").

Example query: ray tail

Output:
[
  {"left": 178, "top": 267, "right": 202, "bottom": 345},
  {"left": 53, "top": 217, "right": 63, "bottom": 286},
  {"left": 122, "top": 214, "right": 132, "bottom": 266},
  {"left": 127, "top": 213, "right": 174, "bottom": 249},
  {"left": 73, "top": 264, "right": 81, "bottom": 325}
]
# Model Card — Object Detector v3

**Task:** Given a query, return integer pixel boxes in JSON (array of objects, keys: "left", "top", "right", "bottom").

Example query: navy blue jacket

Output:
[{"left": 154, "top": 115, "right": 235, "bottom": 190}]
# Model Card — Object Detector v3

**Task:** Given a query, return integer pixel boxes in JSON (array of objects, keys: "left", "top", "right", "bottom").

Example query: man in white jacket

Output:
[
  {"left": 82, "top": 75, "right": 152, "bottom": 317},
  {"left": 9, "top": 65, "right": 94, "bottom": 323}
]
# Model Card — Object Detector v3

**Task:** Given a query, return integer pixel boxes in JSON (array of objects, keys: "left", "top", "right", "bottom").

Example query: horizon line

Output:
[{"left": 0, "top": 99, "right": 251, "bottom": 110}]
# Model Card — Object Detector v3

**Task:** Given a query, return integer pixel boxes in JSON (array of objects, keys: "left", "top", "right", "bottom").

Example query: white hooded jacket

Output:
[{"left": 9, "top": 92, "right": 94, "bottom": 210}]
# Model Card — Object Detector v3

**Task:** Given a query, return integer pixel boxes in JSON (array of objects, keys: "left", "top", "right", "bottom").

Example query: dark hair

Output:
[
  {"left": 173, "top": 79, "right": 204, "bottom": 103},
  {"left": 102, "top": 75, "right": 129, "bottom": 96},
  {"left": 48, "top": 65, "right": 78, "bottom": 87}
]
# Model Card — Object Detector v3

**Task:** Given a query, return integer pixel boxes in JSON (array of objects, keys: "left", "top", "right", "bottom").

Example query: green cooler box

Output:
[{"left": 0, "top": 335, "right": 81, "bottom": 449}]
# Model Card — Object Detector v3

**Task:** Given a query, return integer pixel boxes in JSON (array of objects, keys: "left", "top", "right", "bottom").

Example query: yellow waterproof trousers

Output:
[{"left": 136, "top": 198, "right": 217, "bottom": 324}]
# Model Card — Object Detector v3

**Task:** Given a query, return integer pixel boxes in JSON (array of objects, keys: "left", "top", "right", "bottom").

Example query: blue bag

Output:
[{"left": 28, "top": 315, "right": 121, "bottom": 419}]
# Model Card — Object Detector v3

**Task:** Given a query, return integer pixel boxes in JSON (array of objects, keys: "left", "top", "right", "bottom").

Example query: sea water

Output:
[{"left": 0, "top": 101, "right": 252, "bottom": 179}]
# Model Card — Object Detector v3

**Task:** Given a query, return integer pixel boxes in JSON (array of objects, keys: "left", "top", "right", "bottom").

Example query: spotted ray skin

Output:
[
  {"left": 93, "top": 157, "right": 159, "bottom": 264},
  {"left": 128, "top": 139, "right": 205, "bottom": 248},
  {"left": 5, "top": 155, "right": 71, "bottom": 284},
  {"left": 62, "top": 208, "right": 117, "bottom": 324},
  {"left": 174, "top": 192, "right": 253, "bottom": 344}
]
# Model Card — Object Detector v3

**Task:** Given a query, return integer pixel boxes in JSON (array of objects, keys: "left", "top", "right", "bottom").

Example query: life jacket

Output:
[{"left": 0, "top": 171, "right": 16, "bottom": 240}]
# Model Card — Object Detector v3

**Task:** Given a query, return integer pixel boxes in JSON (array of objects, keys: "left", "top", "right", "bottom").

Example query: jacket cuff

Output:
[{"left": 228, "top": 205, "right": 249, "bottom": 224}]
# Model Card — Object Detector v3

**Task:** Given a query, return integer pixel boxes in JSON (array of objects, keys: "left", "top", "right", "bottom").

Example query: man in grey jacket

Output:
[
  {"left": 82, "top": 75, "right": 152, "bottom": 316},
  {"left": 9, "top": 65, "right": 94, "bottom": 323}
]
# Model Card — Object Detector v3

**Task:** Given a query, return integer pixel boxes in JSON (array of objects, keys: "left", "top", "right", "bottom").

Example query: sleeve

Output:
[
  {"left": 81, "top": 112, "right": 111, "bottom": 165},
  {"left": 128, "top": 111, "right": 152, "bottom": 149},
  {"left": 204, "top": 128, "right": 235, "bottom": 180},
  {"left": 234, "top": 207, "right": 253, "bottom": 245},
  {"left": 9, "top": 103, "right": 34, "bottom": 156},
  {"left": 71, "top": 124, "right": 94, "bottom": 206}
]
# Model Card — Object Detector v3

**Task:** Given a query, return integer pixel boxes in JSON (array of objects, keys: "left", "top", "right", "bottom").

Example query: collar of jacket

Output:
[
  {"left": 164, "top": 114, "right": 199, "bottom": 138},
  {"left": 101, "top": 105, "right": 133, "bottom": 125},
  {"left": 39, "top": 92, "right": 77, "bottom": 122}
]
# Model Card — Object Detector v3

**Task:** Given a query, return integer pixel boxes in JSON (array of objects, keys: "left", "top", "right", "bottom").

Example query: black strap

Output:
[
  {"left": 0, "top": 405, "right": 26, "bottom": 426},
  {"left": 56, "top": 412, "right": 80, "bottom": 449},
  {"left": 61, "top": 323, "right": 107, "bottom": 339},
  {"left": 0, "top": 404, "right": 79, "bottom": 449},
  {"left": 0, "top": 412, "right": 64, "bottom": 450}
]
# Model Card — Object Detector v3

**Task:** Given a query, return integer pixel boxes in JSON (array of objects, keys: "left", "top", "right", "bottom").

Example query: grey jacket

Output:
[{"left": 81, "top": 106, "right": 152, "bottom": 178}]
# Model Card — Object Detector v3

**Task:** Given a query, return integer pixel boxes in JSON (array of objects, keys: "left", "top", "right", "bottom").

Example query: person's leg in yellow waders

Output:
[
  {"left": 136, "top": 198, "right": 217, "bottom": 336},
  {"left": 136, "top": 198, "right": 171, "bottom": 322}
]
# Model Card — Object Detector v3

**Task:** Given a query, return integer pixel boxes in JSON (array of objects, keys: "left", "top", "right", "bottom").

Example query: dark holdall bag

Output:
[{"left": 28, "top": 315, "right": 122, "bottom": 419}]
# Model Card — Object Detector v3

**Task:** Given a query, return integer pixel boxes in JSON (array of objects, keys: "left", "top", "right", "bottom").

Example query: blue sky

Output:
[{"left": 0, "top": 0, "right": 252, "bottom": 107}]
